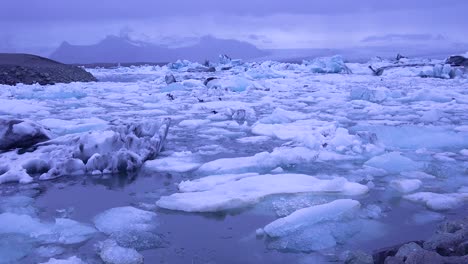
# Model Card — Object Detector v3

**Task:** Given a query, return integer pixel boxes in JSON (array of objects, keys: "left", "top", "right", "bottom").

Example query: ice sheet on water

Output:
[{"left": 157, "top": 173, "right": 368, "bottom": 212}]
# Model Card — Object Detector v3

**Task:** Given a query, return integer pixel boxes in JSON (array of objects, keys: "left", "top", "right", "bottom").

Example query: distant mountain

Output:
[{"left": 49, "top": 35, "right": 268, "bottom": 64}]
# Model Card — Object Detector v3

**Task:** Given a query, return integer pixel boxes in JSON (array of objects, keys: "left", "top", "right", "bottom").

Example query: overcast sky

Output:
[{"left": 1, "top": 0, "right": 467, "bottom": 55}]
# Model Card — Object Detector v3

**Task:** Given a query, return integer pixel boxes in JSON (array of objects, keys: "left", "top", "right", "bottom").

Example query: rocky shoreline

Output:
[
  {"left": 0, "top": 53, "right": 96, "bottom": 85},
  {"left": 368, "top": 217, "right": 468, "bottom": 264}
]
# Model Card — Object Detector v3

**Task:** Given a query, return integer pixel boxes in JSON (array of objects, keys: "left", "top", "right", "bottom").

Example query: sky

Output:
[{"left": 1, "top": 0, "right": 467, "bottom": 56}]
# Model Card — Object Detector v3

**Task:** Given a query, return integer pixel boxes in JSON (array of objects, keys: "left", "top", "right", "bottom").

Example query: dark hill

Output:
[{"left": 0, "top": 53, "right": 97, "bottom": 85}]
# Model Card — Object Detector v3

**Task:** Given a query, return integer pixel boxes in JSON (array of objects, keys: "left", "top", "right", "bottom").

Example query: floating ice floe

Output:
[
  {"left": 157, "top": 173, "right": 368, "bottom": 212},
  {"left": 0, "top": 213, "right": 96, "bottom": 251},
  {"left": 97, "top": 239, "right": 143, "bottom": 264},
  {"left": 259, "top": 199, "right": 384, "bottom": 252},
  {"left": 389, "top": 179, "right": 422, "bottom": 193},
  {"left": 364, "top": 152, "right": 422, "bottom": 174},
  {"left": 94, "top": 206, "right": 164, "bottom": 251},
  {"left": 143, "top": 151, "right": 201, "bottom": 173},
  {"left": 0, "top": 119, "right": 170, "bottom": 184},
  {"left": 403, "top": 191, "right": 468, "bottom": 211}
]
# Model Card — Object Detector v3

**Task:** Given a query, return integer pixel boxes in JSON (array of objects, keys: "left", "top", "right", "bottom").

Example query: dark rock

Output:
[
  {"left": 204, "top": 77, "right": 217, "bottom": 86},
  {"left": 0, "top": 53, "right": 97, "bottom": 86},
  {"left": 165, "top": 74, "right": 176, "bottom": 84},
  {"left": 0, "top": 119, "right": 51, "bottom": 151},
  {"left": 446, "top": 56, "right": 468, "bottom": 67}
]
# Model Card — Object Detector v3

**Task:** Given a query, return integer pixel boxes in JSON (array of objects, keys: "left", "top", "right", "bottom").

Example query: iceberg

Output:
[
  {"left": 303, "top": 55, "right": 352, "bottom": 74},
  {"left": 0, "top": 119, "right": 170, "bottom": 184}
]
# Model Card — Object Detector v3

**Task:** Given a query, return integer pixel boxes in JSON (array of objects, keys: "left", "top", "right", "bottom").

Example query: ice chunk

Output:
[
  {"left": 262, "top": 200, "right": 383, "bottom": 252},
  {"left": 0, "top": 213, "right": 96, "bottom": 245},
  {"left": 403, "top": 192, "right": 468, "bottom": 210},
  {"left": 258, "top": 108, "right": 309, "bottom": 124},
  {"left": 93, "top": 206, "right": 158, "bottom": 235},
  {"left": 157, "top": 174, "right": 368, "bottom": 212},
  {"left": 389, "top": 179, "right": 422, "bottom": 193},
  {"left": 161, "top": 82, "right": 186, "bottom": 92},
  {"left": 97, "top": 239, "right": 143, "bottom": 264},
  {"left": 303, "top": 55, "right": 351, "bottom": 74},
  {"left": 364, "top": 152, "right": 422, "bottom": 173},
  {"left": 39, "top": 256, "right": 86, "bottom": 264},
  {"left": 418, "top": 64, "right": 461, "bottom": 79},
  {"left": 205, "top": 76, "right": 258, "bottom": 92},
  {"left": 0, "top": 168, "right": 33, "bottom": 184},
  {"left": 0, "top": 118, "right": 51, "bottom": 150},
  {"left": 44, "top": 218, "right": 96, "bottom": 244},
  {"left": 350, "top": 87, "right": 389, "bottom": 103},
  {"left": 143, "top": 152, "right": 201, "bottom": 173},
  {"left": 263, "top": 199, "right": 361, "bottom": 237}
]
